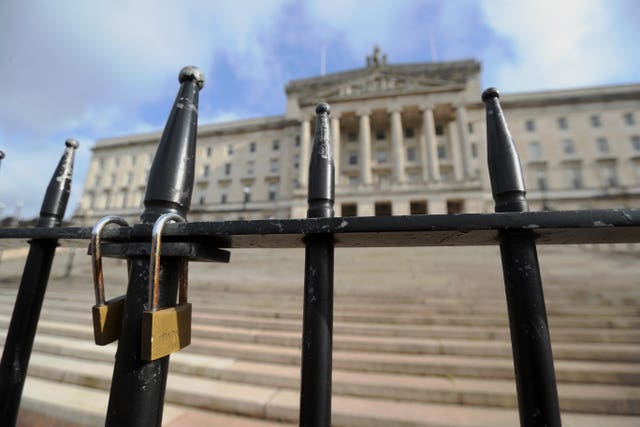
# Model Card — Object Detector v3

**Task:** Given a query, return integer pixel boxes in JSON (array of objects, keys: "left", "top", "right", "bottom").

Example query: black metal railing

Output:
[{"left": 0, "top": 66, "right": 639, "bottom": 427}]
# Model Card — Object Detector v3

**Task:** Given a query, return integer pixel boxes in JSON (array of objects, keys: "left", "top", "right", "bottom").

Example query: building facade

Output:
[{"left": 77, "top": 50, "right": 640, "bottom": 222}]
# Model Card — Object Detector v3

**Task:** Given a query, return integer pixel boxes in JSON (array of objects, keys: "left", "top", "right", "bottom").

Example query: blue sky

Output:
[{"left": 1, "top": 0, "right": 638, "bottom": 220}]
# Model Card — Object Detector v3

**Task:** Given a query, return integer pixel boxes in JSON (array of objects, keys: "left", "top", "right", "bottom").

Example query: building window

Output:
[
  {"left": 270, "top": 158, "right": 279, "bottom": 173},
  {"left": 562, "top": 139, "right": 575, "bottom": 155},
  {"left": 566, "top": 165, "right": 583, "bottom": 189},
  {"left": 374, "top": 201, "right": 392, "bottom": 216},
  {"left": 341, "top": 203, "right": 358, "bottom": 216},
  {"left": 404, "top": 127, "right": 415, "bottom": 138},
  {"left": 601, "top": 164, "right": 618, "bottom": 187},
  {"left": 111, "top": 173, "right": 117, "bottom": 186},
  {"left": 246, "top": 160, "right": 254, "bottom": 175},
  {"left": 294, "top": 154, "right": 300, "bottom": 169},
  {"left": 95, "top": 175, "right": 102, "bottom": 187},
  {"left": 249, "top": 142, "right": 256, "bottom": 153},
  {"left": 535, "top": 169, "right": 548, "bottom": 191},
  {"left": 557, "top": 117, "right": 568, "bottom": 130},
  {"left": 470, "top": 143, "right": 478, "bottom": 159},
  {"left": 98, "top": 158, "right": 105, "bottom": 168},
  {"left": 224, "top": 163, "right": 231, "bottom": 176},
  {"left": 440, "top": 169, "right": 452, "bottom": 181},
  {"left": 596, "top": 137, "right": 609, "bottom": 153},
  {"left": 525, "top": 120, "right": 535, "bottom": 132},
  {"left": 634, "top": 161, "right": 640, "bottom": 184},
  {"left": 437, "top": 145, "right": 447, "bottom": 159},
  {"left": 221, "top": 194, "right": 227, "bottom": 204},
  {"left": 446, "top": 200, "right": 464, "bottom": 214},
  {"left": 435, "top": 125, "right": 444, "bottom": 136},
  {"left": 347, "top": 132, "right": 357, "bottom": 142},
  {"left": 199, "top": 196, "right": 205, "bottom": 205},
  {"left": 121, "top": 191, "right": 128, "bottom": 208},
  {"left": 226, "top": 145, "right": 232, "bottom": 156},
  {"left": 348, "top": 175, "right": 359, "bottom": 185},
  {"left": 295, "top": 135, "right": 301, "bottom": 147},
  {"left": 272, "top": 140, "right": 280, "bottom": 151},
  {"left": 202, "top": 165, "right": 210, "bottom": 177},
  {"left": 376, "top": 150, "right": 388, "bottom": 163},
  {"left": 268, "top": 184, "right": 277, "bottom": 201},
  {"left": 591, "top": 115, "right": 601, "bottom": 127},
  {"left": 114, "top": 157, "right": 120, "bottom": 167},
  {"left": 406, "top": 147, "right": 416, "bottom": 162},
  {"left": 348, "top": 152, "right": 358, "bottom": 165},
  {"left": 528, "top": 141, "right": 542, "bottom": 159},
  {"left": 131, "top": 155, "right": 137, "bottom": 166},
  {"left": 408, "top": 172, "right": 420, "bottom": 182},
  {"left": 468, "top": 122, "right": 474, "bottom": 134},
  {"left": 410, "top": 200, "right": 428, "bottom": 215},
  {"left": 376, "top": 130, "right": 386, "bottom": 140},
  {"left": 127, "top": 172, "right": 133, "bottom": 185},
  {"left": 631, "top": 135, "right": 640, "bottom": 152},
  {"left": 624, "top": 113, "right": 636, "bottom": 126}
]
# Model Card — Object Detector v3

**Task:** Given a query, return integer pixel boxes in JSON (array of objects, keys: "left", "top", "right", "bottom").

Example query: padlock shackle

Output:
[
  {"left": 91, "top": 216, "right": 129, "bottom": 306},
  {"left": 148, "top": 212, "right": 186, "bottom": 311}
]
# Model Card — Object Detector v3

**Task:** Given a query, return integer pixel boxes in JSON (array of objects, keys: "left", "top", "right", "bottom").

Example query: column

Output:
[
  {"left": 330, "top": 115, "right": 341, "bottom": 185},
  {"left": 421, "top": 106, "right": 440, "bottom": 181},
  {"left": 359, "top": 111, "right": 372, "bottom": 184},
  {"left": 390, "top": 108, "right": 406, "bottom": 182},
  {"left": 298, "top": 118, "right": 311, "bottom": 187},
  {"left": 448, "top": 121, "right": 464, "bottom": 181},
  {"left": 456, "top": 105, "right": 471, "bottom": 180}
]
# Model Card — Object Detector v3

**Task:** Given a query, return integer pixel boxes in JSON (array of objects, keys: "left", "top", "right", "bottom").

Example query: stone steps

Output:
[
  {"left": 3, "top": 293, "right": 639, "bottom": 345},
  {"left": 20, "top": 353, "right": 640, "bottom": 426},
  {"left": 20, "top": 336, "right": 640, "bottom": 415},
  {"left": 2, "top": 307, "right": 639, "bottom": 363}
]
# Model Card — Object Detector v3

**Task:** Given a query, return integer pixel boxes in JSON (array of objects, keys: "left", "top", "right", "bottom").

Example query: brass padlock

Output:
[
  {"left": 91, "top": 215, "right": 130, "bottom": 346},
  {"left": 140, "top": 213, "right": 191, "bottom": 361}
]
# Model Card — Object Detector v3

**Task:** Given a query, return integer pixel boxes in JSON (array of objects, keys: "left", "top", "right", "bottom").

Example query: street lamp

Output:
[{"left": 13, "top": 201, "right": 24, "bottom": 227}]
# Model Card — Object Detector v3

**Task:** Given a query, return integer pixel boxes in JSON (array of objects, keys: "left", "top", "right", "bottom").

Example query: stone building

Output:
[{"left": 77, "top": 49, "right": 640, "bottom": 222}]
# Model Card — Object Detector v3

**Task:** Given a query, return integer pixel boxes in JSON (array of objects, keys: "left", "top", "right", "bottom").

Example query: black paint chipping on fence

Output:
[
  {"left": 104, "top": 66, "right": 203, "bottom": 427},
  {"left": 0, "top": 139, "right": 78, "bottom": 426},
  {"left": 484, "top": 88, "right": 561, "bottom": 427},
  {"left": 299, "top": 102, "right": 335, "bottom": 427}
]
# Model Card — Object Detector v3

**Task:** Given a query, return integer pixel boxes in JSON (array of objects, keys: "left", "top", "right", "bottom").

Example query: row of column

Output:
[{"left": 298, "top": 105, "right": 473, "bottom": 186}]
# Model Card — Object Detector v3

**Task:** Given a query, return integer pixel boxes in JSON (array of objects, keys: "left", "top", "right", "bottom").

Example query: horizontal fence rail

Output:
[{"left": 0, "top": 209, "right": 638, "bottom": 249}]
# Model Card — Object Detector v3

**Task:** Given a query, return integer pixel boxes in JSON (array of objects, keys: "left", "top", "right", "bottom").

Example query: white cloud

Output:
[{"left": 479, "top": 0, "right": 640, "bottom": 91}]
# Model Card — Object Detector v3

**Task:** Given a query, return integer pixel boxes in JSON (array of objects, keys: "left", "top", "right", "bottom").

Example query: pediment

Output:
[{"left": 300, "top": 69, "right": 463, "bottom": 105}]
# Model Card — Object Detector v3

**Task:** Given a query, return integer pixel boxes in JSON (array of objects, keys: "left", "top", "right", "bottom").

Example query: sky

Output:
[{"left": 0, "top": 0, "right": 638, "bottom": 220}]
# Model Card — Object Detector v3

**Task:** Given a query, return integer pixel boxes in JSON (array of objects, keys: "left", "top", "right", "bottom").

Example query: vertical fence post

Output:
[
  {"left": 104, "top": 66, "right": 203, "bottom": 427},
  {"left": 0, "top": 139, "right": 79, "bottom": 426},
  {"left": 483, "top": 88, "right": 561, "bottom": 427},
  {"left": 299, "top": 103, "right": 335, "bottom": 427}
]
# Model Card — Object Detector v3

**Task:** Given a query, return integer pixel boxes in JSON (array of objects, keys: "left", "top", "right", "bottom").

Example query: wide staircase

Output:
[{"left": 1, "top": 245, "right": 639, "bottom": 426}]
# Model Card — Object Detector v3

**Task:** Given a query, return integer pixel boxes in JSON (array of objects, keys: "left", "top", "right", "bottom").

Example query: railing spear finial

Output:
[
  {"left": 307, "top": 102, "right": 334, "bottom": 219},
  {"left": 482, "top": 87, "right": 528, "bottom": 213},
  {"left": 142, "top": 66, "right": 204, "bottom": 221},
  {"left": 37, "top": 138, "right": 79, "bottom": 228}
]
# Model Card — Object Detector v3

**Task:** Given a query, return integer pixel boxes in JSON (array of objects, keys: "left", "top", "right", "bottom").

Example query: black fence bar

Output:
[
  {"left": 299, "top": 103, "right": 335, "bottom": 427},
  {"left": 484, "top": 88, "right": 561, "bottom": 427},
  {"left": 104, "top": 66, "right": 203, "bottom": 427},
  {"left": 0, "top": 208, "right": 639, "bottom": 249},
  {"left": 0, "top": 139, "right": 78, "bottom": 426}
]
